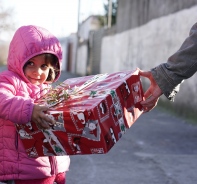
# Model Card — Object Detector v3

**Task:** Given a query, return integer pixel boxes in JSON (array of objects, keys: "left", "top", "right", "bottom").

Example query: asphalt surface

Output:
[
  {"left": 66, "top": 108, "right": 197, "bottom": 184},
  {"left": 59, "top": 70, "right": 197, "bottom": 184},
  {"left": 0, "top": 67, "right": 197, "bottom": 184}
]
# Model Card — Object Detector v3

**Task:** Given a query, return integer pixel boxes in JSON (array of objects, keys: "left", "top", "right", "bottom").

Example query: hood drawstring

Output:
[{"left": 49, "top": 156, "right": 57, "bottom": 175}]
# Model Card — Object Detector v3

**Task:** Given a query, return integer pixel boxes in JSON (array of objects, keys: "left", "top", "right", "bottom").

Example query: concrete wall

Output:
[
  {"left": 68, "top": 34, "right": 78, "bottom": 73},
  {"left": 100, "top": 5, "right": 197, "bottom": 118},
  {"left": 59, "top": 38, "right": 68, "bottom": 71},
  {"left": 87, "top": 28, "right": 105, "bottom": 75},
  {"left": 116, "top": 0, "right": 197, "bottom": 33},
  {"left": 59, "top": 34, "right": 78, "bottom": 73},
  {"left": 79, "top": 16, "right": 102, "bottom": 42},
  {"left": 75, "top": 1, "right": 197, "bottom": 119},
  {"left": 76, "top": 43, "right": 88, "bottom": 76}
]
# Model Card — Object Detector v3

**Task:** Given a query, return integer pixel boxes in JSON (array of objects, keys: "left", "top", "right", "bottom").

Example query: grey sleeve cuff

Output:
[{"left": 151, "top": 65, "right": 182, "bottom": 101}]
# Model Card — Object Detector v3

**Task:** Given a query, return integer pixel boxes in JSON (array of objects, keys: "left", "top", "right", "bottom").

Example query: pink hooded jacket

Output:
[{"left": 0, "top": 25, "right": 70, "bottom": 181}]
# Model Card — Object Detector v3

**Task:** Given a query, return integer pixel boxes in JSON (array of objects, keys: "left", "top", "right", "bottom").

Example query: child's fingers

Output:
[
  {"left": 35, "top": 117, "right": 50, "bottom": 129},
  {"left": 32, "top": 105, "right": 56, "bottom": 129},
  {"left": 40, "top": 121, "right": 50, "bottom": 129},
  {"left": 41, "top": 113, "right": 56, "bottom": 125},
  {"left": 39, "top": 105, "right": 49, "bottom": 112}
]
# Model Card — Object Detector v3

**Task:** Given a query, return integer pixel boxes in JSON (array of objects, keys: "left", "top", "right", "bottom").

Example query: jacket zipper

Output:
[
  {"left": 15, "top": 131, "right": 58, "bottom": 176},
  {"left": 15, "top": 131, "right": 20, "bottom": 160}
]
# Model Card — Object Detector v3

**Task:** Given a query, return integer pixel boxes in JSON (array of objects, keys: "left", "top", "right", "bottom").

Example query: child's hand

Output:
[{"left": 31, "top": 104, "right": 55, "bottom": 129}]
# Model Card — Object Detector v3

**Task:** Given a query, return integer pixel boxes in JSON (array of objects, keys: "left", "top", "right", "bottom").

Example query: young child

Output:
[{"left": 0, "top": 25, "right": 70, "bottom": 184}]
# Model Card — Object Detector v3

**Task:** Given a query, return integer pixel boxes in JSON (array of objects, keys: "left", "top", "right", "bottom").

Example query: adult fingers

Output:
[
  {"left": 139, "top": 70, "right": 152, "bottom": 79},
  {"left": 143, "top": 88, "right": 152, "bottom": 99},
  {"left": 141, "top": 95, "right": 158, "bottom": 106},
  {"left": 141, "top": 96, "right": 159, "bottom": 112}
]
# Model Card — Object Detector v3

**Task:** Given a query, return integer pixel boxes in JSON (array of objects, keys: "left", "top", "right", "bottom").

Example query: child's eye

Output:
[
  {"left": 41, "top": 64, "right": 49, "bottom": 70},
  {"left": 26, "top": 61, "right": 34, "bottom": 66}
]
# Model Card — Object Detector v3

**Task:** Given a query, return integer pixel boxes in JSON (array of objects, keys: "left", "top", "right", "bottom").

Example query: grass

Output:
[{"left": 157, "top": 99, "right": 197, "bottom": 125}]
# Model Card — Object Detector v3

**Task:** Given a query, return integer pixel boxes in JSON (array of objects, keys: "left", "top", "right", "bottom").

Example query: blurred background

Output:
[{"left": 0, "top": 0, "right": 197, "bottom": 121}]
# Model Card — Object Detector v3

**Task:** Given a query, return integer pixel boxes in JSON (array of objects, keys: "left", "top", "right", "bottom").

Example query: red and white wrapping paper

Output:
[{"left": 16, "top": 69, "right": 144, "bottom": 157}]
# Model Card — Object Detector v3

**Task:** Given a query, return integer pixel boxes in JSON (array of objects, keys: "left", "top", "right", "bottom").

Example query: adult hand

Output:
[
  {"left": 139, "top": 70, "right": 163, "bottom": 112},
  {"left": 31, "top": 105, "right": 55, "bottom": 129}
]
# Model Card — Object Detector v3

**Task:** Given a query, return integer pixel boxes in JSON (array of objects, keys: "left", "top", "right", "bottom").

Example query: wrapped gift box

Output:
[{"left": 16, "top": 69, "right": 144, "bottom": 157}]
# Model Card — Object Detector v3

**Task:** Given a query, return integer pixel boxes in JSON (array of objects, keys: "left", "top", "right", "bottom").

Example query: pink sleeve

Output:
[{"left": 0, "top": 72, "right": 34, "bottom": 124}]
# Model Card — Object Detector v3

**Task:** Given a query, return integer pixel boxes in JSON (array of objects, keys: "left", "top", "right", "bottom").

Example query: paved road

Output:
[
  {"left": 0, "top": 65, "right": 7, "bottom": 72},
  {"left": 0, "top": 67, "right": 197, "bottom": 184},
  {"left": 66, "top": 107, "right": 197, "bottom": 184},
  {"left": 58, "top": 70, "right": 197, "bottom": 184}
]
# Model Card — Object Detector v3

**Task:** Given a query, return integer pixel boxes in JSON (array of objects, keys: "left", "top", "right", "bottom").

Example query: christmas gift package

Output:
[{"left": 16, "top": 69, "right": 144, "bottom": 157}]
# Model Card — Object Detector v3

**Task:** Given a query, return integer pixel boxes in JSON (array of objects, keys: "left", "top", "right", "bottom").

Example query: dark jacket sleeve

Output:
[{"left": 151, "top": 22, "right": 197, "bottom": 101}]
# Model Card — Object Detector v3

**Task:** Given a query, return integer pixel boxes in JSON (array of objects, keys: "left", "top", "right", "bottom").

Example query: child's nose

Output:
[{"left": 34, "top": 67, "right": 42, "bottom": 75}]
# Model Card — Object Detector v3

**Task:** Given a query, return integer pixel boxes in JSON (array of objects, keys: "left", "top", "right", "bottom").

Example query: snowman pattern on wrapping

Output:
[{"left": 82, "top": 119, "right": 101, "bottom": 141}]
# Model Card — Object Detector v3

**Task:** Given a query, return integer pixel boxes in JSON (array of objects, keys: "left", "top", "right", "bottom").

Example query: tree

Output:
[
  {"left": 0, "top": 0, "right": 15, "bottom": 65},
  {"left": 0, "top": 0, "right": 15, "bottom": 39},
  {"left": 103, "top": 0, "right": 118, "bottom": 27},
  {"left": 0, "top": 43, "right": 9, "bottom": 65}
]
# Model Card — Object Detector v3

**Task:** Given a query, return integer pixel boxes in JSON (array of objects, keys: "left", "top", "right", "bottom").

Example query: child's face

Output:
[{"left": 24, "top": 54, "right": 51, "bottom": 85}]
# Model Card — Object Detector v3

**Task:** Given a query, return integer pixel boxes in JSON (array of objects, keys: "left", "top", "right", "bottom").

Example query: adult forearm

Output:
[{"left": 151, "top": 22, "right": 197, "bottom": 101}]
